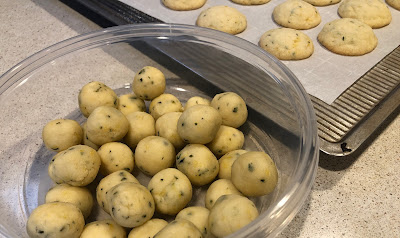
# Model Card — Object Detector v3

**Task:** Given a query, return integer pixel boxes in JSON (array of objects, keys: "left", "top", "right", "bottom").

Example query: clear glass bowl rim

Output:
[{"left": 0, "top": 23, "right": 319, "bottom": 238}]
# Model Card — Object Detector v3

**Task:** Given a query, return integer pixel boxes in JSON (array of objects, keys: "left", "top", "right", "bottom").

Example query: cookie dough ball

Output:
[
  {"left": 124, "top": 111, "right": 156, "bottom": 149},
  {"left": 86, "top": 106, "right": 129, "bottom": 146},
  {"left": 45, "top": 184, "right": 93, "bottom": 219},
  {"left": 80, "top": 220, "right": 126, "bottom": 238},
  {"left": 176, "top": 206, "right": 212, "bottom": 238},
  {"left": 387, "top": 0, "right": 400, "bottom": 10},
  {"left": 205, "top": 179, "right": 242, "bottom": 210},
  {"left": 154, "top": 220, "right": 203, "bottom": 238},
  {"left": 128, "top": 219, "right": 168, "bottom": 238},
  {"left": 96, "top": 170, "right": 140, "bottom": 214},
  {"left": 26, "top": 202, "right": 85, "bottom": 238},
  {"left": 218, "top": 149, "right": 248, "bottom": 179},
  {"left": 82, "top": 122, "right": 99, "bottom": 150},
  {"left": 231, "top": 151, "right": 278, "bottom": 196},
  {"left": 211, "top": 92, "right": 248, "bottom": 128},
  {"left": 118, "top": 94, "right": 146, "bottom": 116},
  {"left": 177, "top": 105, "right": 222, "bottom": 144},
  {"left": 317, "top": 18, "right": 378, "bottom": 56},
  {"left": 231, "top": 0, "right": 271, "bottom": 4},
  {"left": 273, "top": 0, "right": 321, "bottom": 30},
  {"left": 338, "top": 0, "right": 392, "bottom": 28},
  {"left": 133, "top": 66, "right": 166, "bottom": 101},
  {"left": 135, "top": 136, "right": 176, "bottom": 176},
  {"left": 97, "top": 142, "right": 135, "bottom": 175},
  {"left": 107, "top": 182, "right": 155, "bottom": 228},
  {"left": 196, "top": 6, "right": 247, "bottom": 35},
  {"left": 208, "top": 194, "right": 259, "bottom": 237},
  {"left": 156, "top": 112, "right": 186, "bottom": 150},
  {"left": 48, "top": 145, "right": 101, "bottom": 186},
  {"left": 42, "top": 119, "right": 83, "bottom": 152},
  {"left": 207, "top": 125, "right": 245, "bottom": 157},
  {"left": 162, "top": 0, "right": 206, "bottom": 10},
  {"left": 259, "top": 28, "right": 314, "bottom": 60},
  {"left": 78, "top": 81, "right": 118, "bottom": 117},
  {"left": 149, "top": 94, "right": 183, "bottom": 120},
  {"left": 176, "top": 144, "right": 219, "bottom": 186},
  {"left": 302, "top": 0, "right": 341, "bottom": 6},
  {"left": 148, "top": 168, "right": 192, "bottom": 215},
  {"left": 184, "top": 96, "right": 211, "bottom": 110}
]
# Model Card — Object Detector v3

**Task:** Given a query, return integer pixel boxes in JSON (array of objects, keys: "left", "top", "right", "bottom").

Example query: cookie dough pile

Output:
[
  {"left": 26, "top": 66, "right": 279, "bottom": 238},
  {"left": 162, "top": 0, "right": 396, "bottom": 59}
]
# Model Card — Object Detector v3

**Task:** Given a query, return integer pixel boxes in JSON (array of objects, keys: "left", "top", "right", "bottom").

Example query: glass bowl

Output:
[{"left": 0, "top": 23, "right": 318, "bottom": 238}]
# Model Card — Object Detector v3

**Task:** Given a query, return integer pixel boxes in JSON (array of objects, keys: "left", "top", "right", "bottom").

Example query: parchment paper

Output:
[{"left": 119, "top": 0, "right": 400, "bottom": 104}]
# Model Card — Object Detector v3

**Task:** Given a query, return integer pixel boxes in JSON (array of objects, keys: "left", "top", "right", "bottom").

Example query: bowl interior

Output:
[{"left": 0, "top": 24, "right": 318, "bottom": 238}]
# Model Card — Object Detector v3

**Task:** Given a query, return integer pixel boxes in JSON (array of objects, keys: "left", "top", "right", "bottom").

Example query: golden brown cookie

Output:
[
  {"left": 317, "top": 18, "right": 378, "bottom": 56},
  {"left": 302, "top": 0, "right": 341, "bottom": 6},
  {"left": 273, "top": 0, "right": 321, "bottom": 30},
  {"left": 162, "top": 0, "right": 206, "bottom": 11}
]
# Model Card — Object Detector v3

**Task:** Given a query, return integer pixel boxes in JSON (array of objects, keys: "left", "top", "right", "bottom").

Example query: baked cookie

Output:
[
  {"left": 317, "top": 18, "right": 378, "bottom": 56},
  {"left": 231, "top": 0, "right": 271, "bottom": 5},
  {"left": 259, "top": 28, "right": 314, "bottom": 60},
  {"left": 162, "top": 0, "right": 206, "bottom": 11},
  {"left": 196, "top": 6, "right": 247, "bottom": 35},
  {"left": 302, "top": 0, "right": 341, "bottom": 6},
  {"left": 273, "top": 0, "right": 321, "bottom": 30},
  {"left": 338, "top": 0, "right": 392, "bottom": 28},
  {"left": 387, "top": 0, "right": 400, "bottom": 10}
]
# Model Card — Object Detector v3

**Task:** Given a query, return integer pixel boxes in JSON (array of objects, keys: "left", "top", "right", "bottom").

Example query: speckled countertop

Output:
[{"left": 0, "top": 0, "right": 399, "bottom": 237}]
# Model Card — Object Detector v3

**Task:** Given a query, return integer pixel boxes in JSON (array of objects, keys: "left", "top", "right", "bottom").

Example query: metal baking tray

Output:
[{"left": 60, "top": 0, "right": 400, "bottom": 156}]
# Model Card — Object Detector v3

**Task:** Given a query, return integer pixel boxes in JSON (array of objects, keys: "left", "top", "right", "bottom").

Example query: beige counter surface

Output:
[{"left": 1, "top": 0, "right": 399, "bottom": 237}]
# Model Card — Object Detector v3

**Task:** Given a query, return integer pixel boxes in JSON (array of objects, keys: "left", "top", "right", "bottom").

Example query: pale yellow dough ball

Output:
[
  {"left": 117, "top": 94, "right": 146, "bottom": 116},
  {"left": 45, "top": 184, "right": 93, "bottom": 219},
  {"left": 135, "top": 136, "right": 176, "bottom": 176},
  {"left": 148, "top": 168, "right": 192, "bottom": 215},
  {"left": 149, "top": 93, "right": 183, "bottom": 120},
  {"left": 154, "top": 219, "right": 203, "bottom": 238},
  {"left": 183, "top": 96, "right": 211, "bottom": 110},
  {"left": 97, "top": 142, "right": 135, "bottom": 175},
  {"left": 133, "top": 66, "right": 166, "bottom": 100},
  {"left": 26, "top": 202, "right": 85, "bottom": 238},
  {"left": 218, "top": 149, "right": 248, "bottom": 179},
  {"left": 176, "top": 144, "right": 219, "bottom": 186},
  {"left": 86, "top": 106, "right": 129, "bottom": 146},
  {"left": 80, "top": 220, "right": 126, "bottom": 238},
  {"left": 207, "top": 125, "right": 245, "bottom": 157},
  {"left": 78, "top": 81, "right": 118, "bottom": 117},
  {"left": 176, "top": 206, "right": 213, "bottom": 238},
  {"left": 124, "top": 111, "right": 156, "bottom": 149},
  {"left": 208, "top": 194, "right": 259, "bottom": 237},
  {"left": 128, "top": 219, "right": 168, "bottom": 238},
  {"left": 48, "top": 145, "right": 101, "bottom": 186},
  {"left": 42, "top": 119, "right": 83, "bottom": 152},
  {"left": 177, "top": 105, "right": 222, "bottom": 144},
  {"left": 211, "top": 92, "right": 248, "bottom": 128},
  {"left": 156, "top": 112, "right": 186, "bottom": 150},
  {"left": 107, "top": 182, "right": 155, "bottom": 228},
  {"left": 205, "top": 179, "right": 242, "bottom": 210},
  {"left": 96, "top": 170, "right": 140, "bottom": 214},
  {"left": 231, "top": 151, "right": 278, "bottom": 196},
  {"left": 81, "top": 122, "right": 99, "bottom": 150}
]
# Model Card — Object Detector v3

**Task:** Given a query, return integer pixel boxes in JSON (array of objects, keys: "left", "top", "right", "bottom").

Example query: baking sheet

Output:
[{"left": 118, "top": 0, "right": 400, "bottom": 104}]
